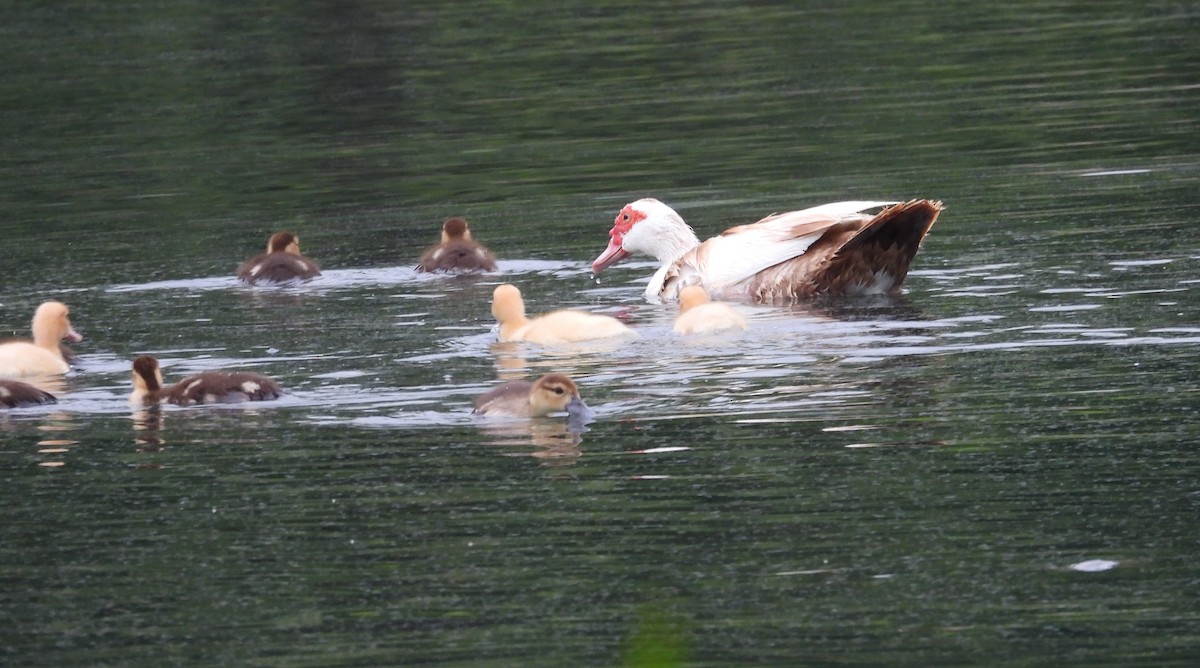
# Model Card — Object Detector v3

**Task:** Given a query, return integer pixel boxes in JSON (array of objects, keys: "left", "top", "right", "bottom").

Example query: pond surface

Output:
[{"left": 2, "top": 2, "right": 1199, "bottom": 666}]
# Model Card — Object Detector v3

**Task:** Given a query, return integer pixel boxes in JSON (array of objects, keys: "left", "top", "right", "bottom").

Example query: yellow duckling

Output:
[
  {"left": 491, "top": 284, "right": 637, "bottom": 345},
  {"left": 673, "top": 285, "right": 748, "bottom": 335},
  {"left": 0, "top": 301, "right": 82, "bottom": 377}
]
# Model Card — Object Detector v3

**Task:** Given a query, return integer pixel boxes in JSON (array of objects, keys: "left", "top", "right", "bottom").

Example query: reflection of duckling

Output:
[
  {"left": 473, "top": 373, "right": 591, "bottom": 419},
  {"left": 129, "top": 355, "right": 283, "bottom": 406},
  {"left": 237, "top": 231, "right": 321, "bottom": 284},
  {"left": 417, "top": 217, "right": 497, "bottom": 273},
  {"left": 0, "top": 380, "right": 56, "bottom": 407},
  {"left": 673, "top": 285, "right": 748, "bottom": 335},
  {"left": 491, "top": 284, "right": 637, "bottom": 345},
  {"left": 0, "top": 301, "right": 83, "bottom": 377}
]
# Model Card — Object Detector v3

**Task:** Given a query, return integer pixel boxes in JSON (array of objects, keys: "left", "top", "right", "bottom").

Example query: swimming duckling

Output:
[
  {"left": 491, "top": 284, "right": 637, "bottom": 345},
  {"left": 673, "top": 285, "right": 748, "bottom": 335},
  {"left": 237, "top": 231, "right": 321, "bottom": 284},
  {"left": 416, "top": 217, "right": 497, "bottom": 273},
  {"left": 0, "top": 380, "right": 57, "bottom": 408},
  {"left": 129, "top": 355, "right": 283, "bottom": 406},
  {"left": 473, "top": 373, "right": 591, "bottom": 419},
  {"left": 0, "top": 301, "right": 82, "bottom": 378}
]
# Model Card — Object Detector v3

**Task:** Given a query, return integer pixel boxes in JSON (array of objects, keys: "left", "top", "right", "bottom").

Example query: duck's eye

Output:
[
  {"left": 553, "top": 387, "right": 564, "bottom": 395},
  {"left": 622, "top": 213, "right": 630, "bottom": 222}
]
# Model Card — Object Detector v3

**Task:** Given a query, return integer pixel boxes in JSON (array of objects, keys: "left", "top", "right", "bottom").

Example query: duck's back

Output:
[
  {"left": 473, "top": 380, "right": 534, "bottom": 416},
  {"left": 237, "top": 252, "right": 321, "bottom": 284},
  {"left": 0, "top": 379, "right": 57, "bottom": 407},
  {"left": 165, "top": 371, "right": 283, "bottom": 405},
  {"left": 673, "top": 302, "right": 747, "bottom": 335},
  {"left": 417, "top": 240, "right": 497, "bottom": 273},
  {"left": 519, "top": 310, "right": 636, "bottom": 345}
]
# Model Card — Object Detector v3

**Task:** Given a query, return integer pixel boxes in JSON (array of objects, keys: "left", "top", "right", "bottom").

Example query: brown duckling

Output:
[
  {"left": 0, "top": 301, "right": 82, "bottom": 378},
  {"left": 129, "top": 355, "right": 283, "bottom": 406},
  {"left": 673, "top": 285, "right": 748, "bottom": 335},
  {"left": 0, "top": 380, "right": 57, "bottom": 408},
  {"left": 473, "top": 373, "right": 591, "bottom": 419},
  {"left": 237, "top": 231, "right": 321, "bottom": 284},
  {"left": 491, "top": 284, "right": 637, "bottom": 345},
  {"left": 416, "top": 217, "right": 497, "bottom": 273}
]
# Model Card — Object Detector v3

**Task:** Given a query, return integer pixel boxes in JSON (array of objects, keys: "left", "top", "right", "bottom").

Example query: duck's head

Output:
[
  {"left": 491, "top": 284, "right": 526, "bottom": 324},
  {"left": 592, "top": 198, "right": 700, "bottom": 273},
  {"left": 130, "top": 355, "right": 165, "bottom": 401},
  {"left": 33, "top": 301, "right": 83, "bottom": 345},
  {"left": 267, "top": 232, "right": 302, "bottom": 255},
  {"left": 529, "top": 373, "right": 591, "bottom": 420},
  {"left": 440, "top": 217, "right": 472, "bottom": 243},
  {"left": 678, "top": 285, "right": 712, "bottom": 314}
]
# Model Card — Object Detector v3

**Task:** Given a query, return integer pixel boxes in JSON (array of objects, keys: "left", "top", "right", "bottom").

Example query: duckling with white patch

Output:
[
  {"left": 130, "top": 355, "right": 283, "bottom": 406},
  {"left": 491, "top": 284, "right": 638, "bottom": 345},
  {"left": 0, "top": 301, "right": 83, "bottom": 378},
  {"left": 237, "top": 231, "right": 321, "bottom": 284},
  {"left": 473, "top": 373, "right": 592, "bottom": 421},
  {"left": 416, "top": 217, "right": 497, "bottom": 273},
  {"left": 0, "top": 380, "right": 57, "bottom": 408},
  {"left": 673, "top": 285, "right": 748, "bottom": 335}
]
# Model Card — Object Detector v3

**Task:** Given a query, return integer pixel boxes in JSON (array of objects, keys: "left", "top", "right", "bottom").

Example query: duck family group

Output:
[{"left": 1, "top": 197, "right": 942, "bottom": 420}]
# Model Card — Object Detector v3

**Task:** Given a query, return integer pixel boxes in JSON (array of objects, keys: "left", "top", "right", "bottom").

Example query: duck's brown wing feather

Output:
[{"left": 748, "top": 199, "right": 942, "bottom": 302}]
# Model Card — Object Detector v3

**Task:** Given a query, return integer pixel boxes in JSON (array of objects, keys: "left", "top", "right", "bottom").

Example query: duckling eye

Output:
[{"left": 553, "top": 387, "right": 564, "bottom": 395}]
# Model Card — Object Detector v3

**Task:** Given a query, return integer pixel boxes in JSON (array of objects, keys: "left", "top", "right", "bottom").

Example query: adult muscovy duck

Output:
[{"left": 591, "top": 198, "right": 942, "bottom": 303}]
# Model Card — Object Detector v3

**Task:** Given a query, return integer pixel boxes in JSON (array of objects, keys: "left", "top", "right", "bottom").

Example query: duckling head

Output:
[
  {"left": 530, "top": 373, "right": 592, "bottom": 421},
  {"left": 440, "top": 217, "right": 472, "bottom": 243},
  {"left": 491, "top": 284, "right": 527, "bottom": 324},
  {"left": 33, "top": 301, "right": 83, "bottom": 345},
  {"left": 130, "top": 355, "right": 165, "bottom": 402},
  {"left": 678, "top": 285, "right": 711, "bottom": 314},
  {"left": 267, "top": 231, "right": 301, "bottom": 255}
]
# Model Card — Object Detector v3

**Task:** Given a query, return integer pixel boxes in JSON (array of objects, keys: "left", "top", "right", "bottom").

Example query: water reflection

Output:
[
  {"left": 475, "top": 416, "right": 587, "bottom": 466},
  {"left": 33, "top": 411, "right": 82, "bottom": 468},
  {"left": 131, "top": 405, "right": 166, "bottom": 452}
]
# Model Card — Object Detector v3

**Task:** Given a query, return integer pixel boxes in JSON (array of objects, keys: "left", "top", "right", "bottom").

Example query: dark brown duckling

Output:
[
  {"left": 416, "top": 217, "right": 497, "bottom": 273},
  {"left": 237, "top": 231, "right": 321, "bottom": 284},
  {"left": 472, "top": 373, "right": 591, "bottom": 419},
  {"left": 0, "top": 380, "right": 57, "bottom": 408},
  {"left": 129, "top": 355, "right": 283, "bottom": 406}
]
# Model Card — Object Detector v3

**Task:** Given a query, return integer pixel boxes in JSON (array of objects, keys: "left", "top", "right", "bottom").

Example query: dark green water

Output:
[{"left": 2, "top": 2, "right": 1199, "bottom": 666}]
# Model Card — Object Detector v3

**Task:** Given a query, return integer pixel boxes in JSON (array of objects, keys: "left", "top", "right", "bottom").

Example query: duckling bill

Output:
[
  {"left": 473, "top": 373, "right": 592, "bottom": 421},
  {"left": 130, "top": 355, "right": 283, "bottom": 406}
]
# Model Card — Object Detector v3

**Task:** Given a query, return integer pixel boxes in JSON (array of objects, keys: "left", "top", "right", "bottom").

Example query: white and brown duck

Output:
[
  {"left": 0, "top": 301, "right": 83, "bottom": 377},
  {"left": 237, "top": 231, "right": 321, "bottom": 284},
  {"left": 592, "top": 198, "right": 943, "bottom": 303},
  {"left": 491, "top": 284, "right": 637, "bottom": 345},
  {"left": 129, "top": 355, "right": 283, "bottom": 406},
  {"left": 0, "top": 380, "right": 57, "bottom": 408},
  {"left": 473, "top": 373, "right": 591, "bottom": 420},
  {"left": 673, "top": 285, "right": 748, "bottom": 335},
  {"left": 416, "top": 217, "right": 497, "bottom": 273}
]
